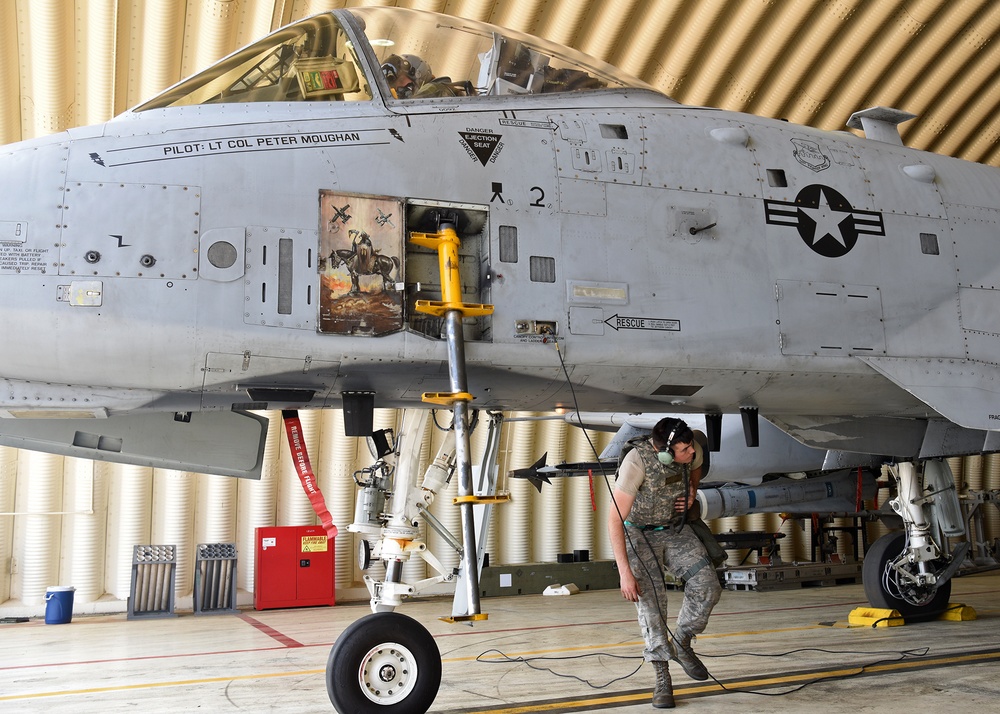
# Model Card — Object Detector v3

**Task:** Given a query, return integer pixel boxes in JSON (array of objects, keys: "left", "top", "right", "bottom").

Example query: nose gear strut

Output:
[{"left": 410, "top": 223, "right": 496, "bottom": 622}]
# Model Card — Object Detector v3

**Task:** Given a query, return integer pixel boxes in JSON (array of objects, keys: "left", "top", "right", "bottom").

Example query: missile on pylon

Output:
[{"left": 697, "top": 469, "right": 877, "bottom": 520}]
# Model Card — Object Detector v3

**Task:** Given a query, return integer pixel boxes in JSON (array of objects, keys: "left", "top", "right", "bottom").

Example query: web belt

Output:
[
  {"left": 624, "top": 519, "right": 667, "bottom": 531},
  {"left": 624, "top": 518, "right": 683, "bottom": 531}
]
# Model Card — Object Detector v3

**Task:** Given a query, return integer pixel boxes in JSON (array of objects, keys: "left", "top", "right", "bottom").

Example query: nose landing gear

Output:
[
  {"left": 327, "top": 612, "right": 441, "bottom": 712},
  {"left": 327, "top": 222, "right": 497, "bottom": 712}
]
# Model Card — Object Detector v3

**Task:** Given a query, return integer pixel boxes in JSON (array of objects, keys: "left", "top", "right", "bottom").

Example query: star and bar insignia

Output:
[{"left": 764, "top": 184, "right": 885, "bottom": 258}]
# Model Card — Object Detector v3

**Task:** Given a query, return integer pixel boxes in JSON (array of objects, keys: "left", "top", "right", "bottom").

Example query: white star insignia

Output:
[{"left": 801, "top": 188, "right": 848, "bottom": 247}]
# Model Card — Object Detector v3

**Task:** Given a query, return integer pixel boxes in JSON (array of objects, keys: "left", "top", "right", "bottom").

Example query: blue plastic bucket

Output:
[{"left": 44, "top": 586, "right": 75, "bottom": 624}]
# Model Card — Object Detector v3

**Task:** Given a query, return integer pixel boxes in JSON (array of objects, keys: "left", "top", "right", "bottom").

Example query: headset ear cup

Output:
[{"left": 657, "top": 450, "right": 674, "bottom": 466}]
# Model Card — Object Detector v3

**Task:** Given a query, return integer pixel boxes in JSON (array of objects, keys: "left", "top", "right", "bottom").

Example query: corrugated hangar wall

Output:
[
  {"left": 0, "top": 409, "right": 622, "bottom": 611},
  {"left": 3, "top": 407, "right": 998, "bottom": 613}
]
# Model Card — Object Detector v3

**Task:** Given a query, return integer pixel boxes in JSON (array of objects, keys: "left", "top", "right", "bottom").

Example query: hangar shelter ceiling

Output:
[{"left": 2, "top": 0, "right": 1000, "bottom": 166}]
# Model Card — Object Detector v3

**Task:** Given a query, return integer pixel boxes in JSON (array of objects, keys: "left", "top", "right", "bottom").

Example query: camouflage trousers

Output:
[{"left": 625, "top": 523, "right": 722, "bottom": 662}]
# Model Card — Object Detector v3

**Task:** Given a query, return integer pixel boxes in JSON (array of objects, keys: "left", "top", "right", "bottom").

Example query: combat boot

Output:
[
  {"left": 670, "top": 629, "right": 708, "bottom": 681},
  {"left": 651, "top": 660, "right": 675, "bottom": 708}
]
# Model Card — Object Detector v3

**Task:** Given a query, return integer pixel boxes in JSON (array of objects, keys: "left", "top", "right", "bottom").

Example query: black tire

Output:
[
  {"left": 862, "top": 531, "right": 951, "bottom": 621},
  {"left": 327, "top": 612, "right": 441, "bottom": 713}
]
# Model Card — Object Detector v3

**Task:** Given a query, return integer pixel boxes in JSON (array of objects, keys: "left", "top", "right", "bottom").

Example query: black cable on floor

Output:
[{"left": 475, "top": 648, "right": 644, "bottom": 689}]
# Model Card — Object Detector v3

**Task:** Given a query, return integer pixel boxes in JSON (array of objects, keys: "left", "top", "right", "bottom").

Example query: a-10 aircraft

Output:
[{"left": 1, "top": 6, "right": 996, "bottom": 712}]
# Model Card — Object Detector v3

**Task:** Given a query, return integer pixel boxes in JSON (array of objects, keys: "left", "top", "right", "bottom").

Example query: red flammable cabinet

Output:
[{"left": 254, "top": 524, "right": 337, "bottom": 610}]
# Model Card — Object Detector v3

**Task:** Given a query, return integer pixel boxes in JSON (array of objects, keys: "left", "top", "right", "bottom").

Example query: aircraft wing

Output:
[
  {"left": 769, "top": 413, "right": 1000, "bottom": 460},
  {"left": 0, "top": 410, "right": 268, "bottom": 478},
  {"left": 860, "top": 356, "right": 1000, "bottom": 432}
]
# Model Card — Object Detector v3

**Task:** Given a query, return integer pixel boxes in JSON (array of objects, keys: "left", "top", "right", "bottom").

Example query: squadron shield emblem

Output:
[{"left": 791, "top": 138, "right": 831, "bottom": 172}]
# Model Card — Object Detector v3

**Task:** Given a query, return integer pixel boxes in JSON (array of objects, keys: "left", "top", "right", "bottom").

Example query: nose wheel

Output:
[{"left": 327, "top": 612, "right": 441, "bottom": 713}]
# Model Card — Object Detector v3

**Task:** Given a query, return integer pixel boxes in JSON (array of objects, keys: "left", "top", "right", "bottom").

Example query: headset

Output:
[{"left": 656, "top": 419, "right": 685, "bottom": 466}]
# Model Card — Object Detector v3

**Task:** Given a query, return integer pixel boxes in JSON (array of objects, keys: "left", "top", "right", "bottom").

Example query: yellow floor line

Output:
[
  {"left": 0, "top": 624, "right": 843, "bottom": 702},
  {"left": 3, "top": 624, "right": 994, "bottom": 704},
  {"left": 460, "top": 623, "right": 833, "bottom": 662},
  {"left": 0, "top": 669, "right": 325, "bottom": 702},
  {"left": 464, "top": 649, "right": 1000, "bottom": 713}
]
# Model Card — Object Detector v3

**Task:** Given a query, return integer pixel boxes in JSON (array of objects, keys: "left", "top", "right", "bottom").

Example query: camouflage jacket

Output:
[{"left": 624, "top": 437, "right": 689, "bottom": 528}]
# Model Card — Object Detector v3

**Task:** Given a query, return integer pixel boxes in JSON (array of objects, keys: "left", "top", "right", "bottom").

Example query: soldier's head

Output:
[
  {"left": 651, "top": 418, "right": 695, "bottom": 465},
  {"left": 381, "top": 54, "right": 432, "bottom": 98}
]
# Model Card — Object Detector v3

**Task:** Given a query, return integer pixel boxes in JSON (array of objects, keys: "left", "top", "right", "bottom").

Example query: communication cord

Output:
[{"left": 475, "top": 335, "right": 931, "bottom": 696}]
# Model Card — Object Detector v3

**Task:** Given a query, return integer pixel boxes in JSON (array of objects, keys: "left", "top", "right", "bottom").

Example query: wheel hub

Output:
[
  {"left": 889, "top": 559, "right": 937, "bottom": 606},
  {"left": 378, "top": 663, "right": 397, "bottom": 682},
  {"left": 359, "top": 642, "right": 418, "bottom": 705}
]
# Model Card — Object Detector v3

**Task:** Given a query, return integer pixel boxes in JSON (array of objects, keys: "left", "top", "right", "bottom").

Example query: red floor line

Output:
[
  {"left": 2, "top": 584, "right": 993, "bottom": 674},
  {"left": 0, "top": 616, "right": 307, "bottom": 672},
  {"left": 237, "top": 613, "right": 305, "bottom": 648},
  {"left": 0, "top": 644, "right": 293, "bottom": 672}
]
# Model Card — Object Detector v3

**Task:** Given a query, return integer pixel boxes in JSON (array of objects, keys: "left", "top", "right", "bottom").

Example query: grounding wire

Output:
[{"left": 474, "top": 335, "right": 936, "bottom": 698}]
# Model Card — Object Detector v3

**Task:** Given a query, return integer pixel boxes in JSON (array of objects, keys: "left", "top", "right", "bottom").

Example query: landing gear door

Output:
[{"left": 318, "top": 192, "right": 404, "bottom": 336}]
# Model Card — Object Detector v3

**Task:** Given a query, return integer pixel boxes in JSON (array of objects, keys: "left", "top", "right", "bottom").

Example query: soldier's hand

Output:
[
  {"left": 619, "top": 569, "right": 641, "bottom": 602},
  {"left": 673, "top": 494, "right": 694, "bottom": 512}
]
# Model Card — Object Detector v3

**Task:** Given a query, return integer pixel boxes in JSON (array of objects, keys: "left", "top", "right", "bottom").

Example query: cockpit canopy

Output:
[{"left": 134, "top": 6, "right": 656, "bottom": 111}]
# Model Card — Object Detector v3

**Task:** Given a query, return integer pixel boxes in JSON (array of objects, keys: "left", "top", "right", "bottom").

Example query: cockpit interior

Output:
[{"left": 134, "top": 6, "right": 651, "bottom": 111}]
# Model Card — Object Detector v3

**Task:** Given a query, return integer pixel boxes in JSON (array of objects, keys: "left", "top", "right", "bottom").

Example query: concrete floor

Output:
[{"left": 2, "top": 570, "right": 999, "bottom": 713}]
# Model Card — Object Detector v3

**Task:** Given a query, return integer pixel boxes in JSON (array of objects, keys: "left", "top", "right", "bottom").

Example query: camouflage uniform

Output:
[{"left": 623, "top": 438, "right": 722, "bottom": 663}]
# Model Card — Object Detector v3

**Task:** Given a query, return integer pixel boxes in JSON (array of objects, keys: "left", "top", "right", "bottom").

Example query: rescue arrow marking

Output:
[{"left": 604, "top": 314, "right": 680, "bottom": 332}]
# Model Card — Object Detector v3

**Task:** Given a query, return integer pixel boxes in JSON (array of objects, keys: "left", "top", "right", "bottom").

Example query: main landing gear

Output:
[
  {"left": 862, "top": 460, "right": 968, "bottom": 620},
  {"left": 862, "top": 530, "right": 952, "bottom": 620}
]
